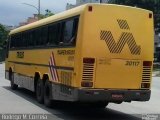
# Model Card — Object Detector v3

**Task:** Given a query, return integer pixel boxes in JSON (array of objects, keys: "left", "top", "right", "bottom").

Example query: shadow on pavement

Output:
[{"left": 3, "top": 86, "right": 141, "bottom": 120}]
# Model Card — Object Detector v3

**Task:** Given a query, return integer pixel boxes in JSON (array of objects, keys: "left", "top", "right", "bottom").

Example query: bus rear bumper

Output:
[{"left": 77, "top": 89, "right": 151, "bottom": 102}]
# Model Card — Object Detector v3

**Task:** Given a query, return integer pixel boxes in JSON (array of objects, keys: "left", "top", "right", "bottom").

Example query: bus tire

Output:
[
  {"left": 44, "top": 80, "right": 52, "bottom": 108},
  {"left": 9, "top": 72, "right": 18, "bottom": 90},
  {"left": 36, "top": 78, "right": 44, "bottom": 104}
]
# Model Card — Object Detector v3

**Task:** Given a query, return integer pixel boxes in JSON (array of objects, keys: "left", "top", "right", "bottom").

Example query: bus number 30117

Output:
[{"left": 125, "top": 61, "right": 140, "bottom": 66}]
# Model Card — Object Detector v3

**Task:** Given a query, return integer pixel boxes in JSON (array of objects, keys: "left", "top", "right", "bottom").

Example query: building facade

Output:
[{"left": 19, "top": 14, "right": 38, "bottom": 27}]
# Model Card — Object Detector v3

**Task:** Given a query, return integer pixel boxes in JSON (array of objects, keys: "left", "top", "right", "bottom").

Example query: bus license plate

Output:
[{"left": 112, "top": 94, "right": 124, "bottom": 100}]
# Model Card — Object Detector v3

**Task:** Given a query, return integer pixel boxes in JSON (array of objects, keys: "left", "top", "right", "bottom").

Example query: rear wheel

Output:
[
  {"left": 44, "top": 80, "right": 52, "bottom": 107},
  {"left": 9, "top": 72, "right": 18, "bottom": 90},
  {"left": 36, "top": 78, "right": 44, "bottom": 104}
]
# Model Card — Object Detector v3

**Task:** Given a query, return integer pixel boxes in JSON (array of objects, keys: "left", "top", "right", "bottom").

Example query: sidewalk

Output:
[{"left": 152, "top": 71, "right": 160, "bottom": 77}]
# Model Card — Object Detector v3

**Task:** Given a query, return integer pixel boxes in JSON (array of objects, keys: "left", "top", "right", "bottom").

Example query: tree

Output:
[
  {"left": 45, "top": 9, "right": 54, "bottom": 17},
  {"left": 108, "top": 0, "right": 160, "bottom": 33},
  {"left": 0, "top": 24, "right": 9, "bottom": 48},
  {"left": 39, "top": 9, "right": 54, "bottom": 19}
]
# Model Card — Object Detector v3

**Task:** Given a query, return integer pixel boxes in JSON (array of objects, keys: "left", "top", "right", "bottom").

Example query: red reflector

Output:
[
  {"left": 81, "top": 81, "right": 93, "bottom": 87},
  {"left": 83, "top": 58, "right": 95, "bottom": 64},
  {"left": 88, "top": 6, "right": 92, "bottom": 12},
  {"left": 141, "top": 83, "right": 150, "bottom": 88},
  {"left": 149, "top": 13, "right": 152, "bottom": 18},
  {"left": 143, "top": 61, "right": 152, "bottom": 66}
]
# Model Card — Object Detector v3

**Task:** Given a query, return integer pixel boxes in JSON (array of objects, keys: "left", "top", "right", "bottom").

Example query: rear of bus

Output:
[{"left": 75, "top": 4, "right": 154, "bottom": 103}]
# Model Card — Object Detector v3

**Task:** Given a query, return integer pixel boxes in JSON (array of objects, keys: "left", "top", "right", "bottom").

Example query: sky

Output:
[{"left": 0, "top": 0, "right": 76, "bottom": 26}]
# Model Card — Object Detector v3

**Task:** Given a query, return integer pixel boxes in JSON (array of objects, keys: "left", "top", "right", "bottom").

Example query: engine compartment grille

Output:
[
  {"left": 141, "top": 63, "right": 152, "bottom": 89},
  {"left": 82, "top": 63, "right": 94, "bottom": 81}
]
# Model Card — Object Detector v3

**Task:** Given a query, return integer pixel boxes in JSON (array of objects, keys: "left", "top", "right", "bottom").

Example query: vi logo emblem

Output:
[{"left": 100, "top": 19, "right": 141, "bottom": 55}]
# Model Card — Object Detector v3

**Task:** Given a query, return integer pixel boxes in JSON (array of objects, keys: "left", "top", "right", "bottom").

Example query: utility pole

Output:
[
  {"left": 22, "top": 0, "right": 41, "bottom": 20},
  {"left": 38, "top": 0, "right": 41, "bottom": 18}
]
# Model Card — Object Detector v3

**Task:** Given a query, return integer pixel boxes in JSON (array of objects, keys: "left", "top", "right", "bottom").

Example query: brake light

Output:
[
  {"left": 143, "top": 61, "right": 152, "bottom": 66},
  {"left": 83, "top": 58, "right": 95, "bottom": 64}
]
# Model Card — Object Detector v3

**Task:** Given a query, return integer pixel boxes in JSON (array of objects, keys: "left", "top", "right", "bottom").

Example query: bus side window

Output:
[
  {"left": 10, "top": 35, "right": 14, "bottom": 48},
  {"left": 62, "top": 17, "right": 79, "bottom": 46},
  {"left": 5, "top": 37, "right": 10, "bottom": 58},
  {"left": 15, "top": 34, "right": 18, "bottom": 48},
  {"left": 35, "top": 28, "right": 41, "bottom": 46},
  {"left": 31, "top": 30, "right": 36, "bottom": 47},
  {"left": 72, "top": 18, "right": 79, "bottom": 45},
  {"left": 41, "top": 26, "right": 48, "bottom": 46},
  {"left": 25, "top": 32, "right": 29, "bottom": 48},
  {"left": 48, "top": 23, "right": 60, "bottom": 46},
  {"left": 63, "top": 19, "right": 74, "bottom": 45},
  {"left": 16, "top": 34, "right": 21, "bottom": 48},
  {"left": 22, "top": 32, "right": 27, "bottom": 48},
  {"left": 28, "top": 31, "right": 32, "bottom": 47}
]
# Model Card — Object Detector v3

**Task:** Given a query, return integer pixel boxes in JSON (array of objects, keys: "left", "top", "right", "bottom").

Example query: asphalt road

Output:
[{"left": 0, "top": 63, "right": 160, "bottom": 120}]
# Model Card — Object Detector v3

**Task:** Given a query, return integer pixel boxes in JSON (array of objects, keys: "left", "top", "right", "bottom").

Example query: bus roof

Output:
[
  {"left": 9, "top": 3, "right": 151, "bottom": 35},
  {"left": 9, "top": 4, "right": 86, "bottom": 35}
]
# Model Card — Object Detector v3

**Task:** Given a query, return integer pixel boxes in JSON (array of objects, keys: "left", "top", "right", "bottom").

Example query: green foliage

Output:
[
  {"left": 39, "top": 9, "right": 54, "bottom": 19},
  {"left": 0, "top": 24, "right": 9, "bottom": 48},
  {"left": 109, "top": 0, "right": 160, "bottom": 33},
  {"left": 45, "top": 9, "right": 54, "bottom": 17}
]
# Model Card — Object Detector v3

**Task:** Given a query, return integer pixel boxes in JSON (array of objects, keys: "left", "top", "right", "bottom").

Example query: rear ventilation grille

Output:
[
  {"left": 141, "top": 65, "right": 151, "bottom": 89},
  {"left": 82, "top": 63, "right": 94, "bottom": 81},
  {"left": 117, "top": 19, "right": 130, "bottom": 30},
  {"left": 142, "top": 66, "right": 151, "bottom": 83}
]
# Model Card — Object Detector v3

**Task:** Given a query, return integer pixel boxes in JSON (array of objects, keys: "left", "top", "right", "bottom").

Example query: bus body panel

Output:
[
  {"left": 6, "top": 48, "right": 76, "bottom": 86},
  {"left": 81, "top": 5, "right": 153, "bottom": 89}
]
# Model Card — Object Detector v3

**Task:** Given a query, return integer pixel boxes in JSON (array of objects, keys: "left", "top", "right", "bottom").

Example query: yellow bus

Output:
[{"left": 5, "top": 4, "right": 154, "bottom": 108}]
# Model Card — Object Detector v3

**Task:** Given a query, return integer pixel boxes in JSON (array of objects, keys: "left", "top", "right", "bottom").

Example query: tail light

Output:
[
  {"left": 83, "top": 58, "right": 95, "bottom": 64},
  {"left": 143, "top": 61, "right": 152, "bottom": 66}
]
